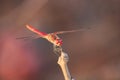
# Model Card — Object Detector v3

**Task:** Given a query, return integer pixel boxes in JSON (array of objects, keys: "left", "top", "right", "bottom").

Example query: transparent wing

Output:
[
  {"left": 53, "top": 28, "right": 89, "bottom": 35},
  {"left": 16, "top": 35, "right": 42, "bottom": 40}
]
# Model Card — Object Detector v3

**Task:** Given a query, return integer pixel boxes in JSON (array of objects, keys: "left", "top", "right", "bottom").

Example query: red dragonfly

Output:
[{"left": 17, "top": 24, "right": 87, "bottom": 46}]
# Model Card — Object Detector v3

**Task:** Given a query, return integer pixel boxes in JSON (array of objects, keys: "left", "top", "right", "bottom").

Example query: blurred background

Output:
[{"left": 0, "top": 0, "right": 120, "bottom": 80}]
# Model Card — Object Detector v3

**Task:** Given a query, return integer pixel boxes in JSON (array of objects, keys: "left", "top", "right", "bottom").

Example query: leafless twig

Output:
[{"left": 53, "top": 45, "right": 75, "bottom": 80}]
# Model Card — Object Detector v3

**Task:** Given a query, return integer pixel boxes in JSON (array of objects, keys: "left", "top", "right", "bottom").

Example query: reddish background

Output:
[{"left": 0, "top": 0, "right": 120, "bottom": 80}]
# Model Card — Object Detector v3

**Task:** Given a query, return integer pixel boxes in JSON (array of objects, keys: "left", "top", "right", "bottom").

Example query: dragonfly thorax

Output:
[{"left": 44, "top": 34, "right": 62, "bottom": 46}]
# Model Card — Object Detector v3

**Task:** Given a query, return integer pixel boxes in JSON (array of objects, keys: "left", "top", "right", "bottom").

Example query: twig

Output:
[{"left": 53, "top": 45, "right": 75, "bottom": 80}]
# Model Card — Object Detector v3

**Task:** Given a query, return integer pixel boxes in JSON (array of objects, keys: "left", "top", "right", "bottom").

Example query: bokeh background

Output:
[{"left": 0, "top": 0, "right": 120, "bottom": 80}]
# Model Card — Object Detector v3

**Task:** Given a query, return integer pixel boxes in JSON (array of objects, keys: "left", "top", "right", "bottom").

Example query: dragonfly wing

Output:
[
  {"left": 16, "top": 35, "right": 42, "bottom": 40},
  {"left": 16, "top": 36, "right": 33, "bottom": 39},
  {"left": 53, "top": 28, "right": 89, "bottom": 35}
]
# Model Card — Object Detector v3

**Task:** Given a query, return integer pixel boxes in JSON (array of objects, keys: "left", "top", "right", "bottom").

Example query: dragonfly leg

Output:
[{"left": 53, "top": 45, "right": 62, "bottom": 57}]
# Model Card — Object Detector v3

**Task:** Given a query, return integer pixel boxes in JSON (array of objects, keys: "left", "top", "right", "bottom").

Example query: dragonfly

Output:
[{"left": 17, "top": 24, "right": 88, "bottom": 46}]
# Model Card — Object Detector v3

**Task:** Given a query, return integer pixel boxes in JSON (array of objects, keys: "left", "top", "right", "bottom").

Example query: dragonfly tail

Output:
[{"left": 26, "top": 25, "right": 47, "bottom": 36}]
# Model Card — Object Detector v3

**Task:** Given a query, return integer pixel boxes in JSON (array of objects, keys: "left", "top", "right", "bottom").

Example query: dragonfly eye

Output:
[{"left": 60, "top": 40, "right": 63, "bottom": 44}]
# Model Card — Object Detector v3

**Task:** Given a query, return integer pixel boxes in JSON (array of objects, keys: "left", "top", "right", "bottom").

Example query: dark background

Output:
[{"left": 0, "top": 0, "right": 120, "bottom": 80}]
